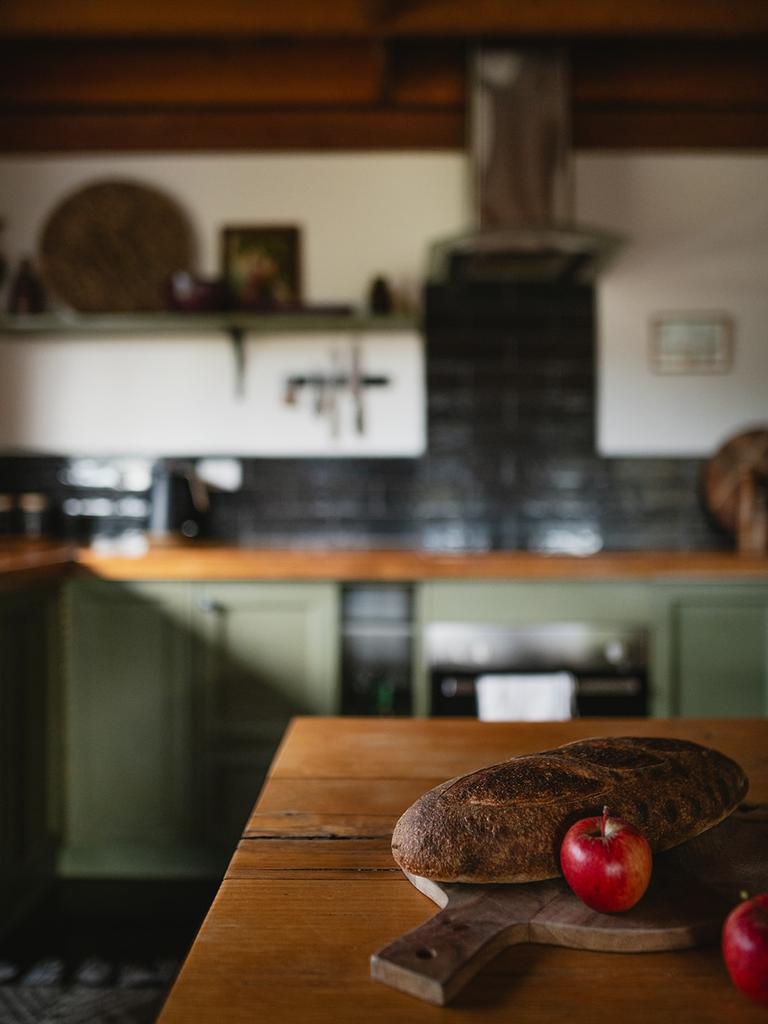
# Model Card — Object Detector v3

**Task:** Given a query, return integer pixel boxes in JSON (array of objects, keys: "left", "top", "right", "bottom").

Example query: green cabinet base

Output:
[
  {"left": 0, "top": 583, "right": 60, "bottom": 934},
  {"left": 62, "top": 579, "right": 339, "bottom": 879},
  {"left": 654, "top": 585, "right": 768, "bottom": 717},
  {"left": 59, "top": 842, "right": 223, "bottom": 880}
]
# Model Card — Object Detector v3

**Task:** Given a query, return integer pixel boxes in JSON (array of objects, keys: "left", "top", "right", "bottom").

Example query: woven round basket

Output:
[{"left": 39, "top": 179, "right": 195, "bottom": 312}]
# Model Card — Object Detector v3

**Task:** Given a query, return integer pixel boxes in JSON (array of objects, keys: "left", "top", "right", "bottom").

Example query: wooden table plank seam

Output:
[
  {"left": 243, "top": 830, "right": 394, "bottom": 839},
  {"left": 225, "top": 874, "right": 405, "bottom": 881}
]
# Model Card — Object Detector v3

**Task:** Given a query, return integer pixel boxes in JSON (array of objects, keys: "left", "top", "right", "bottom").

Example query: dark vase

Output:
[
  {"left": 7, "top": 257, "right": 46, "bottom": 314},
  {"left": 368, "top": 275, "right": 394, "bottom": 316}
]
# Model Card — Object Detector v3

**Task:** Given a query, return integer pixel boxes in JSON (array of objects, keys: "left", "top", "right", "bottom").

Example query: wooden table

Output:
[{"left": 157, "top": 717, "right": 768, "bottom": 1023}]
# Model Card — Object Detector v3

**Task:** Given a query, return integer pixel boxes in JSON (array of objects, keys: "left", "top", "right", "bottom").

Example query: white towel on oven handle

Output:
[{"left": 475, "top": 671, "right": 576, "bottom": 721}]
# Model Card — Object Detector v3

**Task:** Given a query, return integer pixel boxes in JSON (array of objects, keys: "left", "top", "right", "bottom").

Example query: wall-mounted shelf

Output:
[
  {"left": 0, "top": 311, "right": 418, "bottom": 335},
  {"left": 0, "top": 311, "right": 420, "bottom": 396}
]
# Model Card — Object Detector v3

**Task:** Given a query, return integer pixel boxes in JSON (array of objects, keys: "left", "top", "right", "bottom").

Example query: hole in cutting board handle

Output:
[{"left": 416, "top": 947, "right": 437, "bottom": 959}]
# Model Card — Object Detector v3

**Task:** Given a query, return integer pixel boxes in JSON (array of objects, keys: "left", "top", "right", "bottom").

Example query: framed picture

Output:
[
  {"left": 221, "top": 225, "right": 301, "bottom": 310},
  {"left": 649, "top": 313, "right": 734, "bottom": 375}
]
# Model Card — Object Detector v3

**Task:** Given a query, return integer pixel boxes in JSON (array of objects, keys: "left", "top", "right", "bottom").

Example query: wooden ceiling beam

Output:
[
  {"left": 387, "top": 42, "right": 465, "bottom": 106},
  {"left": 0, "top": 0, "right": 374, "bottom": 39},
  {"left": 384, "top": 0, "right": 768, "bottom": 37},
  {"left": 1, "top": 34, "right": 767, "bottom": 151},
  {"left": 1, "top": 41, "right": 384, "bottom": 107},
  {"left": 574, "top": 108, "right": 768, "bottom": 149},
  {"left": 5, "top": 39, "right": 764, "bottom": 111},
  {"left": 3, "top": 0, "right": 768, "bottom": 39},
  {"left": 572, "top": 42, "right": 768, "bottom": 105},
  {"left": 2, "top": 105, "right": 765, "bottom": 153},
  {"left": 0, "top": 108, "right": 463, "bottom": 153}
]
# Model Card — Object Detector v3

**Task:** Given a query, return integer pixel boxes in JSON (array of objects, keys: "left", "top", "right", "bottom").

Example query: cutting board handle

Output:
[{"left": 370, "top": 891, "right": 527, "bottom": 1005}]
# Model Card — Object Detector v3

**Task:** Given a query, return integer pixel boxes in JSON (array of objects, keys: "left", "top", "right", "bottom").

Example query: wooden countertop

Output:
[
  {"left": 2, "top": 538, "right": 768, "bottom": 583},
  {"left": 157, "top": 717, "right": 768, "bottom": 1024},
  {"left": 60, "top": 544, "right": 768, "bottom": 580},
  {"left": 0, "top": 539, "right": 74, "bottom": 589}
]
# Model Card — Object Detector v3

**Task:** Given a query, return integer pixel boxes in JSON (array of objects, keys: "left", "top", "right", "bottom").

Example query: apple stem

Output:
[{"left": 601, "top": 805, "right": 609, "bottom": 840}]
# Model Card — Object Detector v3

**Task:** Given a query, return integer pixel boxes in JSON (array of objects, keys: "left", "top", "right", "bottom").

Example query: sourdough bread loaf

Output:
[{"left": 391, "top": 736, "right": 748, "bottom": 883}]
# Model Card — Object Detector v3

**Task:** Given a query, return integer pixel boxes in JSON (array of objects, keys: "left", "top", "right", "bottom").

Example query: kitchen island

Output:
[{"left": 157, "top": 716, "right": 768, "bottom": 1023}]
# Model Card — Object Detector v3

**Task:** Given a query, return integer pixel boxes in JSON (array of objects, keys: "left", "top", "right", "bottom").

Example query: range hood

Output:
[{"left": 429, "top": 49, "right": 623, "bottom": 285}]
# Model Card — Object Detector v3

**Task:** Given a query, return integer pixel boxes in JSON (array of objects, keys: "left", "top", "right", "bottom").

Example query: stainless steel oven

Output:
[{"left": 426, "top": 621, "right": 648, "bottom": 717}]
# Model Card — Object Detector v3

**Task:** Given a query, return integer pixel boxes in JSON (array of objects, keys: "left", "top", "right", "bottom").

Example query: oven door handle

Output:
[{"left": 576, "top": 676, "right": 643, "bottom": 697}]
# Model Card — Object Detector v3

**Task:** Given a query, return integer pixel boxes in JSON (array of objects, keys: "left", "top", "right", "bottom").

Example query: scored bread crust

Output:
[{"left": 390, "top": 736, "right": 748, "bottom": 883}]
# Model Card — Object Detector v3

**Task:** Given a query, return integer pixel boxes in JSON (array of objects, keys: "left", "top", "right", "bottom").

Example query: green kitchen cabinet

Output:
[
  {"left": 0, "top": 582, "right": 60, "bottom": 932},
  {"left": 63, "top": 579, "right": 340, "bottom": 877},
  {"left": 654, "top": 585, "right": 768, "bottom": 717},
  {"left": 49, "top": 571, "right": 768, "bottom": 886},
  {"left": 62, "top": 579, "right": 203, "bottom": 877},
  {"left": 419, "top": 581, "right": 654, "bottom": 626},
  {"left": 418, "top": 579, "right": 768, "bottom": 718},
  {"left": 193, "top": 582, "right": 340, "bottom": 856}
]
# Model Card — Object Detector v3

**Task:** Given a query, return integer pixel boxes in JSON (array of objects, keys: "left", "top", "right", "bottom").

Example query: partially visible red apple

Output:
[
  {"left": 722, "top": 893, "right": 768, "bottom": 1006},
  {"left": 559, "top": 806, "right": 652, "bottom": 913}
]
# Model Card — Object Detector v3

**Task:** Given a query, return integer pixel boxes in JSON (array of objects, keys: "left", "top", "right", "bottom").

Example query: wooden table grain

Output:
[{"left": 157, "top": 717, "right": 768, "bottom": 1023}]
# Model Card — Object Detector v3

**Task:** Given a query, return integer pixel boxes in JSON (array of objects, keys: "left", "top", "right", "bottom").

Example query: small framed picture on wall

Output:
[
  {"left": 221, "top": 225, "right": 301, "bottom": 310},
  {"left": 649, "top": 313, "right": 734, "bottom": 374}
]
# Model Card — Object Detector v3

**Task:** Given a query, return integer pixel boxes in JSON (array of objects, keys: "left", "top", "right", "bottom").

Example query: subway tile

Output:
[
  {"left": 418, "top": 520, "right": 494, "bottom": 552},
  {"left": 524, "top": 521, "right": 604, "bottom": 555},
  {"left": 428, "top": 422, "right": 476, "bottom": 452},
  {"left": 414, "top": 456, "right": 478, "bottom": 487},
  {"left": 517, "top": 388, "right": 592, "bottom": 415},
  {"left": 494, "top": 518, "right": 522, "bottom": 549}
]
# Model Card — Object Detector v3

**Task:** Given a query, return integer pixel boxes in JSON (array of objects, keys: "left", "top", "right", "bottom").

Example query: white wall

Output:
[
  {"left": 0, "top": 152, "right": 467, "bottom": 307},
  {"left": 1, "top": 151, "right": 767, "bottom": 457},
  {"left": 0, "top": 331, "right": 425, "bottom": 456},
  {"left": 576, "top": 154, "right": 768, "bottom": 456},
  {"left": 0, "top": 153, "right": 464, "bottom": 456}
]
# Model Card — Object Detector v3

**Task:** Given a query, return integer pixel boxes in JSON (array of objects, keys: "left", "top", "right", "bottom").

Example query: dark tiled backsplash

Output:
[{"left": 0, "top": 283, "right": 729, "bottom": 552}]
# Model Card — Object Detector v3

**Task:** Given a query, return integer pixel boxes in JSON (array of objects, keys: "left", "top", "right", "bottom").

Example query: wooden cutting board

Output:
[
  {"left": 371, "top": 803, "right": 768, "bottom": 1005},
  {"left": 704, "top": 428, "right": 768, "bottom": 555}
]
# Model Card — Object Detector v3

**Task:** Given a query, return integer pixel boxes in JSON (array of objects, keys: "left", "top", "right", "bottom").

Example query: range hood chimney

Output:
[{"left": 429, "top": 49, "right": 623, "bottom": 285}]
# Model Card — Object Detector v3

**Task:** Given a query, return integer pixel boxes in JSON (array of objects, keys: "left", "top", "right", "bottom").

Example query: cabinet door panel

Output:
[
  {"left": 64, "top": 579, "right": 340, "bottom": 877},
  {"left": 64, "top": 581, "right": 198, "bottom": 874},
  {"left": 0, "top": 597, "right": 24, "bottom": 876},
  {"left": 677, "top": 604, "right": 767, "bottom": 717},
  {"left": 198, "top": 583, "right": 340, "bottom": 724},
  {"left": 196, "top": 582, "right": 339, "bottom": 851},
  {"left": 0, "top": 585, "right": 59, "bottom": 931}
]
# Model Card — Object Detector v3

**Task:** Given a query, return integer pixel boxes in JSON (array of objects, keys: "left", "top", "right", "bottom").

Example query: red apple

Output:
[
  {"left": 559, "top": 805, "right": 652, "bottom": 913},
  {"left": 722, "top": 893, "right": 768, "bottom": 1006}
]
